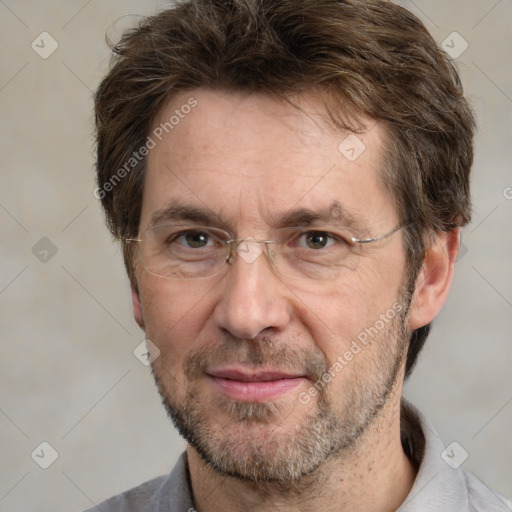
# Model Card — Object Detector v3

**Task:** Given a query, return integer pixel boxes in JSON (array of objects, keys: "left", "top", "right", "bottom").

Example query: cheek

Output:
[
  {"left": 138, "top": 278, "right": 213, "bottom": 364},
  {"left": 293, "top": 265, "right": 403, "bottom": 361}
]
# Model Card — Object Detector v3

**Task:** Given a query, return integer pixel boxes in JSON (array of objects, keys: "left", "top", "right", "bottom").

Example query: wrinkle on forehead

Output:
[{"left": 142, "top": 89, "right": 396, "bottom": 235}]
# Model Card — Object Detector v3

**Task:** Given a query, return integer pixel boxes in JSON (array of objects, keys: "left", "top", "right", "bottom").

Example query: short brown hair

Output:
[{"left": 94, "top": 0, "right": 476, "bottom": 378}]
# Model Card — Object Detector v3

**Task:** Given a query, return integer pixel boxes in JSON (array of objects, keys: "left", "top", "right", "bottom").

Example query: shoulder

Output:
[
  {"left": 463, "top": 470, "right": 512, "bottom": 511},
  {"left": 399, "top": 402, "right": 511, "bottom": 511},
  {"left": 81, "top": 475, "right": 168, "bottom": 512},
  {"left": 80, "top": 452, "right": 193, "bottom": 512}
]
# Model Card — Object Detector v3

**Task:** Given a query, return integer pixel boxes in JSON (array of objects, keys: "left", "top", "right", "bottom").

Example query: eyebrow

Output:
[
  {"left": 277, "top": 201, "right": 368, "bottom": 233},
  {"left": 147, "top": 200, "right": 368, "bottom": 234},
  {"left": 148, "top": 203, "right": 220, "bottom": 228}
]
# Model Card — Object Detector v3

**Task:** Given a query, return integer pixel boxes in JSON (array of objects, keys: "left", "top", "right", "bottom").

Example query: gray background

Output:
[{"left": 0, "top": 0, "right": 511, "bottom": 510}]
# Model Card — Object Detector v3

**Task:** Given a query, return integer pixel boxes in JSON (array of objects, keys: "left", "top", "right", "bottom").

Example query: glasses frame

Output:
[{"left": 125, "top": 222, "right": 410, "bottom": 280}]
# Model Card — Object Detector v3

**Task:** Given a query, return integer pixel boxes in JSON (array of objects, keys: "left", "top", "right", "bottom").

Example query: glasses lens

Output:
[
  {"left": 270, "top": 227, "right": 361, "bottom": 279},
  {"left": 138, "top": 225, "right": 228, "bottom": 279}
]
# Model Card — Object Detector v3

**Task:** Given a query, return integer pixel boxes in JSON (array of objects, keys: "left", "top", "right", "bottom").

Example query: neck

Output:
[{"left": 187, "top": 392, "right": 417, "bottom": 512}]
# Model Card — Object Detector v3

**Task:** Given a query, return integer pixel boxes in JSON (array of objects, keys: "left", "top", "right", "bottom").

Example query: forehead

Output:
[{"left": 141, "top": 89, "right": 395, "bottom": 231}]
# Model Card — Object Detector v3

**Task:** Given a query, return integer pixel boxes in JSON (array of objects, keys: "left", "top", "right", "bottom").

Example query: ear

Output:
[
  {"left": 408, "top": 228, "right": 460, "bottom": 330},
  {"left": 132, "top": 289, "right": 145, "bottom": 330}
]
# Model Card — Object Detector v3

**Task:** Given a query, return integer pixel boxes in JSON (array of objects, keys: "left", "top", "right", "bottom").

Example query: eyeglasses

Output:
[{"left": 126, "top": 223, "right": 408, "bottom": 280}]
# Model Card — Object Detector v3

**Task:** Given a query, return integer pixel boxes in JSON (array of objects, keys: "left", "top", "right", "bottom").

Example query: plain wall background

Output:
[{"left": 1, "top": 1, "right": 511, "bottom": 510}]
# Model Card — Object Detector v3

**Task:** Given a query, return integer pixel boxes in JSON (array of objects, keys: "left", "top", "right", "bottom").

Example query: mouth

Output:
[{"left": 206, "top": 368, "right": 308, "bottom": 402}]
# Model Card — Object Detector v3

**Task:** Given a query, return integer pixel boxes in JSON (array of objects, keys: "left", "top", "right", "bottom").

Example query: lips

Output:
[
  {"left": 206, "top": 367, "right": 307, "bottom": 402},
  {"left": 208, "top": 368, "right": 304, "bottom": 382}
]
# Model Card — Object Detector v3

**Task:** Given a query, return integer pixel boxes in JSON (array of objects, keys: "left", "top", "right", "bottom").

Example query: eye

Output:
[
  {"left": 173, "top": 230, "right": 216, "bottom": 249},
  {"left": 298, "top": 231, "right": 337, "bottom": 250}
]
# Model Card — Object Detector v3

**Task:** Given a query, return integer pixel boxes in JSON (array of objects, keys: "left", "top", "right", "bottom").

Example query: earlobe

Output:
[
  {"left": 408, "top": 228, "right": 461, "bottom": 330},
  {"left": 132, "top": 290, "right": 145, "bottom": 330}
]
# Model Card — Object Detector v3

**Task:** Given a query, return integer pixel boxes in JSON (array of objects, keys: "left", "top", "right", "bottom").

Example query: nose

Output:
[{"left": 213, "top": 242, "right": 292, "bottom": 340}]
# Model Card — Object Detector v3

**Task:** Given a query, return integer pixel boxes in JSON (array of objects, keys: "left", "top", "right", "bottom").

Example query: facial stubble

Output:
[{"left": 151, "top": 293, "right": 411, "bottom": 485}]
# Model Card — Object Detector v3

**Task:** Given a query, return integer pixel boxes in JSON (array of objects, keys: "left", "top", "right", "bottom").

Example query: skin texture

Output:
[{"left": 131, "top": 89, "right": 460, "bottom": 512}]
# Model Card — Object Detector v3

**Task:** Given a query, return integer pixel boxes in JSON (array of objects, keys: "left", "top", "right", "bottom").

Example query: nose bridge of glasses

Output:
[{"left": 228, "top": 237, "right": 275, "bottom": 266}]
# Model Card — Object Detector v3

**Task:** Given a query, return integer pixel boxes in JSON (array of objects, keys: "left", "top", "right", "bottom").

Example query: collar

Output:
[{"left": 398, "top": 400, "right": 470, "bottom": 511}]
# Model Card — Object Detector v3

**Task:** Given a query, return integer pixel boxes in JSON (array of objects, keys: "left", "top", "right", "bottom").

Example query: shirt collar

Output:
[{"left": 398, "top": 400, "right": 469, "bottom": 511}]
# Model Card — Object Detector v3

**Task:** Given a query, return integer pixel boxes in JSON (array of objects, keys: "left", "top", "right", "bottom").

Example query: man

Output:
[{"left": 90, "top": 0, "right": 510, "bottom": 510}]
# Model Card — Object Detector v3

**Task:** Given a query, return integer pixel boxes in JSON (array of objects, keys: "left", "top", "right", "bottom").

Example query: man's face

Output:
[{"left": 134, "top": 89, "right": 411, "bottom": 482}]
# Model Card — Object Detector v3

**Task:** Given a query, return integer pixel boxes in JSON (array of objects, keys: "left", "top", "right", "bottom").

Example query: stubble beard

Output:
[{"left": 152, "top": 293, "right": 411, "bottom": 485}]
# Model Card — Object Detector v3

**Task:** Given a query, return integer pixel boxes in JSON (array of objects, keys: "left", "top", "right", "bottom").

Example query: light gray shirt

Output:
[{"left": 84, "top": 403, "right": 511, "bottom": 511}]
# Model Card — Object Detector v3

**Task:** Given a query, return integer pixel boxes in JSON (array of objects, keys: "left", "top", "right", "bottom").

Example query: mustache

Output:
[{"left": 184, "top": 336, "right": 329, "bottom": 383}]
